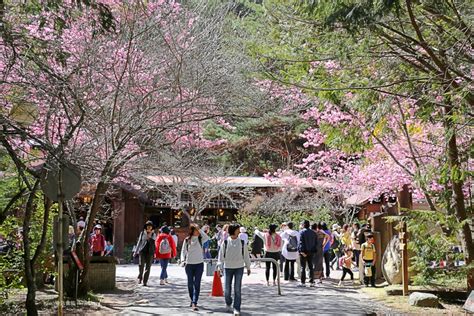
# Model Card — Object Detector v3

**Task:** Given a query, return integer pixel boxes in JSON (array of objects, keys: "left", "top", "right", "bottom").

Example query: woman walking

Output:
[
  {"left": 134, "top": 221, "right": 156, "bottom": 286},
  {"left": 155, "top": 226, "right": 177, "bottom": 285},
  {"left": 180, "top": 224, "right": 209, "bottom": 311},
  {"left": 202, "top": 225, "right": 211, "bottom": 259},
  {"left": 255, "top": 224, "right": 282, "bottom": 286},
  {"left": 217, "top": 224, "right": 251, "bottom": 316}
]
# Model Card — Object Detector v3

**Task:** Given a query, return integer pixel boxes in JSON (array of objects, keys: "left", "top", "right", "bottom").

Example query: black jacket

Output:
[
  {"left": 298, "top": 228, "right": 317, "bottom": 254},
  {"left": 135, "top": 231, "right": 157, "bottom": 255}
]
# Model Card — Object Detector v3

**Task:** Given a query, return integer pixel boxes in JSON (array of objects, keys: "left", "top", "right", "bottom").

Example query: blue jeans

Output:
[
  {"left": 224, "top": 267, "right": 244, "bottom": 312},
  {"left": 185, "top": 263, "right": 204, "bottom": 304},
  {"left": 203, "top": 247, "right": 212, "bottom": 259},
  {"left": 160, "top": 259, "right": 169, "bottom": 280}
]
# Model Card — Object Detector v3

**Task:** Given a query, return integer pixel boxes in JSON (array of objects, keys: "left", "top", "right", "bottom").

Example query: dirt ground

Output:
[{"left": 361, "top": 283, "right": 469, "bottom": 315}]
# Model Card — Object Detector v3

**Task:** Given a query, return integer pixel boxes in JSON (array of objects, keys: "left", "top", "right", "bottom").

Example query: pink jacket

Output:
[{"left": 265, "top": 233, "right": 282, "bottom": 253}]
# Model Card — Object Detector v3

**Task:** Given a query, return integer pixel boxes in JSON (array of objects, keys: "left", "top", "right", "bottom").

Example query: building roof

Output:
[
  {"left": 145, "top": 175, "right": 334, "bottom": 189},
  {"left": 344, "top": 191, "right": 374, "bottom": 206}
]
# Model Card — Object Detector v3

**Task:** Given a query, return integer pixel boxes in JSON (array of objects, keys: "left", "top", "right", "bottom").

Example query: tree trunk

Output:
[
  {"left": 23, "top": 181, "right": 39, "bottom": 316},
  {"left": 444, "top": 109, "right": 474, "bottom": 290},
  {"left": 77, "top": 181, "right": 109, "bottom": 296}
]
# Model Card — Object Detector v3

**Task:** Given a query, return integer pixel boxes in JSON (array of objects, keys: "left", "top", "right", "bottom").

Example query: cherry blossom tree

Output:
[{"left": 1, "top": 0, "right": 260, "bottom": 302}]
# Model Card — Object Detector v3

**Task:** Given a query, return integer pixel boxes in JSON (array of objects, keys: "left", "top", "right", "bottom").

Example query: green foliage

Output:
[
  {"left": 236, "top": 208, "right": 333, "bottom": 232},
  {"left": 0, "top": 152, "right": 54, "bottom": 300},
  {"left": 122, "top": 243, "right": 135, "bottom": 264},
  {"left": 298, "top": 0, "right": 400, "bottom": 30},
  {"left": 389, "top": 210, "right": 466, "bottom": 286},
  {"left": 205, "top": 114, "right": 310, "bottom": 175}
]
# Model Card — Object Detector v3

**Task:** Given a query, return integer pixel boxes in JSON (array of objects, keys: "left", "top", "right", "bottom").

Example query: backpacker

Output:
[
  {"left": 286, "top": 235, "right": 298, "bottom": 252},
  {"left": 331, "top": 234, "right": 340, "bottom": 249},
  {"left": 224, "top": 239, "right": 245, "bottom": 258},
  {"left": 159, "top": 237, "right": 171, "bottom": 254}
]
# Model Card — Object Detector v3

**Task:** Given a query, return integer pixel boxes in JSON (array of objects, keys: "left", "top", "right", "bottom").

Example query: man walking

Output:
[
  {"left": 134, "top": 221, "right": 156, "bottom": 286},
  {"left": 217, "top": 224, "right": 251, "bottom": 316},
  {"left": 298, "top": 220, "right": 317, "bottom": 287}
]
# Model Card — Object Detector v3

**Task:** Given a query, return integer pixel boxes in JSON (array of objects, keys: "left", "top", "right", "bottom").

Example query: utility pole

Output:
[
  {"left": 400, "top": 221, "right": 409, "bottom": 296},
  {"left": 41, "top": 159, "right": 81, "bottom": 315}
]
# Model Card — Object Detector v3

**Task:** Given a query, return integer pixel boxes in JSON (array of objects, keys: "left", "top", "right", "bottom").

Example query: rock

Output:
[
  {"left": 409, "top": 292, "right": 440, "bottom": 308},
  {"left": 382, "top": 236, "right": 402, "bottom": 284},
  {"left": 463, "top": 290, "right": 474, "bottom": 313}
]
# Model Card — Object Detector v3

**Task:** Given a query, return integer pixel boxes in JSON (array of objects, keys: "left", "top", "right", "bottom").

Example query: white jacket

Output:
[
  {"left": 280, "top": 229, "right": 300, "bottom": 260},
  {"left": 180, "top": 229, "right": 209, "bottom": 265},
  {"left": 217, "top": 237, "right": 251, "bottom": 270}
]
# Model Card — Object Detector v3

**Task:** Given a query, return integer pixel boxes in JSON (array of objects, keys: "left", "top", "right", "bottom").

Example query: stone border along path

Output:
[{"left": 111, "top": 264, "right": 391, "bottom": 315}]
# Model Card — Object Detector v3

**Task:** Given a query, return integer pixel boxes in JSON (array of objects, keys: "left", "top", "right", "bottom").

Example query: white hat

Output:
[
  {"left": 77, "top": 220, "right": 86, "bottom": 228},
  {"left": 239, "top": 227, "right": 247, "bottom": 233},
  {"left": 94, "top": 224, "right": 102, "bottom": 230},
  {"left": 332, "top": 224, "right": 340, "bottom": 230}
]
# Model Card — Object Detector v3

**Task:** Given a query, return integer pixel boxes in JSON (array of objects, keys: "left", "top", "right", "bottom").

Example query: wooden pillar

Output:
[
  {"left": 113, "top": 199, "right": 125, "bottom": 259},
  {"left": 400, "top": 221, "right": 409, "bottom": 295},
  {"left": 398, "top": 185, "right": 412, "bottom": 210}
]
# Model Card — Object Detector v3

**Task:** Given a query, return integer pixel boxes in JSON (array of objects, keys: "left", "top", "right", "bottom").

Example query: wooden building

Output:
[{"left": 111, "top": 176, "right": 333, "bottom": 258}]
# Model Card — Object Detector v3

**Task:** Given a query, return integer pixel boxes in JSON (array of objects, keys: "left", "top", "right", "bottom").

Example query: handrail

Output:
[{"left": 204, "top": 258, "right": 281, "bottom": 295}]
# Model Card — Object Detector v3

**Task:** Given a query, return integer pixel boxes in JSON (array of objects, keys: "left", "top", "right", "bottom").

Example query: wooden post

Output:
[
  {"left": 58, "top": 168, "right": 64, "bottom": 315},
  {"left": 400, "top": 221, "right": 409, "bottom": 296}
]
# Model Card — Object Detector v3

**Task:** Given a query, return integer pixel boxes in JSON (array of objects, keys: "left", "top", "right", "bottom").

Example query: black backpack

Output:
[
  {"left": 331, "top": 234, "right": 340, "bottom": 249},
  {"left": 286, "top": 235, "right": 298, "bottom": 252}
]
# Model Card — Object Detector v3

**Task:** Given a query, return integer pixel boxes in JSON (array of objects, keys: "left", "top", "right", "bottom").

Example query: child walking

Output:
[
  {"left": 338, "top": 248, "right": 354, "bottom": 286},
  {"left": 361, "top": 233, "right": 377, "bottom": 287}
]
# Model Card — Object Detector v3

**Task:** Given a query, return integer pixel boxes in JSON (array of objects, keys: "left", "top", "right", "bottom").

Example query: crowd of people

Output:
[
  {"left": 131, "top": 219, "right": 376, "bottom": 315},
  {"left": 71, "top": 217, "right": 114, "bottom": 258}
]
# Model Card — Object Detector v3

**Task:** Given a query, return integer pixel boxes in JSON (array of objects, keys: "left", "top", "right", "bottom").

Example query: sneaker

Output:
[
  {"left": 297, "top": 283, "right": 306, "bottom": 288},
  {"left": 226, "top": 305, "right": 232, "bottom": 312},
  {"left": 266, "top": 281, "right": 270, "bottom": 286},
  {"left": 160, "top": 280, "right": 165, "bottom": 285},
  {"left": 273, "top": 281, "right": 277, "bottom": 286},
  {"left": 309, "top": 282, "right": 315, "bottom": 287},
  {"left": 337, "top": 281, "right": 342, "bottom": 287},
  {"left": 233, "top": 309, "right": 241, "bottom": 315},
  {"left": 192, "top": 304, "right": 199, "bottom": 311},
  {"left": 165, "top": 279, "right": 170, "bottom": 284},
  {"left": 137, "top": 277, "right": 142, "bottom": 284}
]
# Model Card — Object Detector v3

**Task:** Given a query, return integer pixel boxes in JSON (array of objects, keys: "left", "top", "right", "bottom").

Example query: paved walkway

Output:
[{"left": 113, "top": 263, "right": 390, "bottom": 315}]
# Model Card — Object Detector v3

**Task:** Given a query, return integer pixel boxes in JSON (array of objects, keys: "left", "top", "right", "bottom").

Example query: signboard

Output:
[
  {"left": 464, "top": 291, "right": 474, "bottom": 313},
  {"left": 41, "top": 160, "right": 81, "bottom": 201}
]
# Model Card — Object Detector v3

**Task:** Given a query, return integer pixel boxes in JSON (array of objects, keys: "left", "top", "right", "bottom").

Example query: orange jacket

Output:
[{"left": 155, "top": 233, "right": 177, "bottom": 259}]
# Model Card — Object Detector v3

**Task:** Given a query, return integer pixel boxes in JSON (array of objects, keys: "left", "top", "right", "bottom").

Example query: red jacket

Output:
[
  {"left": 155, "top": 233, "right": 177, "bottom": 259},
  {"left": 90, "top": 233, "right": 106, "bottom": 253}
]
